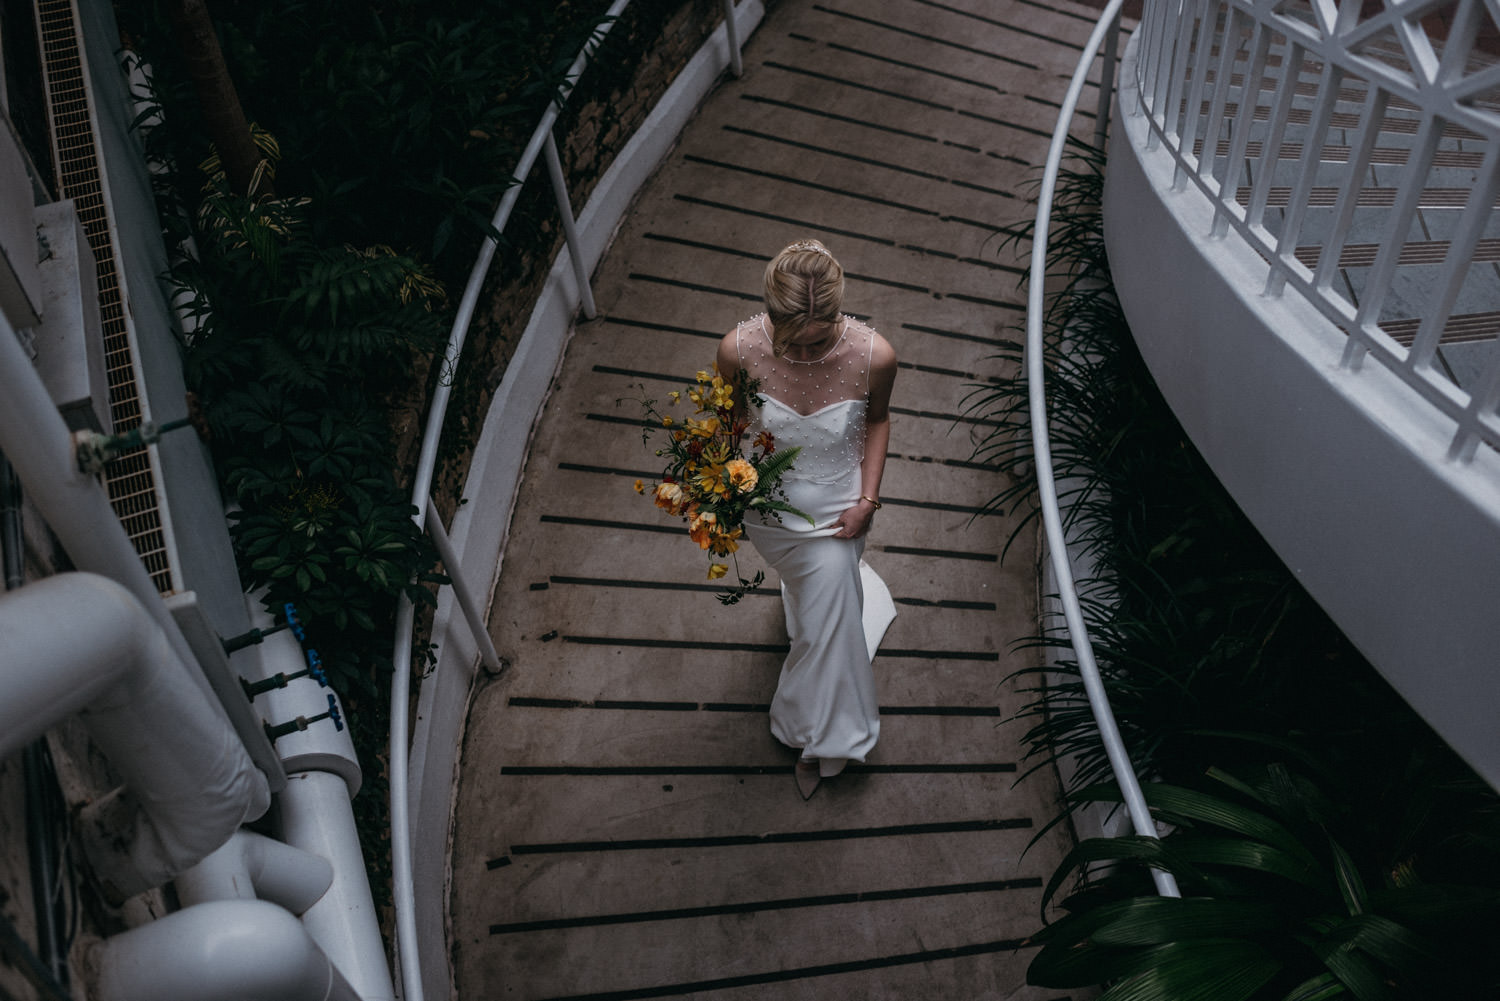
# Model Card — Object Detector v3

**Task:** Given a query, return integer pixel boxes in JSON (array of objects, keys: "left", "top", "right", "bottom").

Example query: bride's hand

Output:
[{"left": 833, "top": 499, "right": 877, "bottom": 539}]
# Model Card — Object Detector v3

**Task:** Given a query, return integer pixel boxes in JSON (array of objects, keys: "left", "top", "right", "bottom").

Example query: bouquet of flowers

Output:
[{"left": 634, "top": 365, "right": 811, "bottom": 603}]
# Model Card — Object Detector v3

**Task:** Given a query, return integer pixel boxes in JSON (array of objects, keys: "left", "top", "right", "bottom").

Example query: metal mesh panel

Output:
[{"left": 36, "top": 0, "right": 177, "bottom": 593}]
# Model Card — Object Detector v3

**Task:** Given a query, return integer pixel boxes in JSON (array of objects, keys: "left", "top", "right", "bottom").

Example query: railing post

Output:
[
  {"left": 424, "top": 502, "right": 505, "bottom": 678},
  {"left": 543, "top": 130, "right": 597, "bottom": 320},
  {"left": 723, "top": 0, "right": 744, "bottom": 78},
  {"left": 1093, "top": 11, "right": 1121, "bottom": 151}
]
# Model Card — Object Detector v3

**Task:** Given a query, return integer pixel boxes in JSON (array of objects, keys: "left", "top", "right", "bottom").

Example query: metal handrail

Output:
[
  {"left": 1027, "top": 0, "right": 1181, "bottom": 899},
  {"left": 386, "top": 3, "right": 747, "bottom": 998},
  {"left": 1130, "top": 0, "right": 1500, "bottom": 463}
]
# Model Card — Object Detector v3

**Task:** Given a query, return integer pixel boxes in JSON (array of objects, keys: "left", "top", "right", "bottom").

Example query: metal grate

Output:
[{"left": 35, "top": 0, "right": 177, "bottom": 592}]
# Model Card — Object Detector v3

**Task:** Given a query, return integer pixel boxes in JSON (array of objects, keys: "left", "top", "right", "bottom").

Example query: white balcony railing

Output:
[
  {"left": 1106, "top": 0, "right": 1500, "bottom": 790},
  {"left": 1132, "top": 0, "right": 1500, "bottom": 463}
]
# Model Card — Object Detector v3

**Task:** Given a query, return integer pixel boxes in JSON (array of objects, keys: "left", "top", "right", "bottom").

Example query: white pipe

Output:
[
  {"left": 0, "top": 307, "right": 285, "bottom": 791},
  {"left": 175, "top": 830, "right": 333, "bottom": 915},
  {"left": 95, "top": 899, "right": 360, "bottom": 1001},
  {"left": 0, "top": 572, "right": 270, "bottom": 900},
  {"left": 280, "top": 770, "right": 396, "bottom": 1001},
  {"left": 1027, "top": 0, "right": 1180, "bottom": 897},
  {"left": 243, "top": 593, "right": 394, "bottom": 1001}
]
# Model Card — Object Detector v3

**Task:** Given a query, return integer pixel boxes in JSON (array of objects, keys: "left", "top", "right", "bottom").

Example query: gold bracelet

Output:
[{"left": 860, "top": 495, "right": 882, "bottom": 509}]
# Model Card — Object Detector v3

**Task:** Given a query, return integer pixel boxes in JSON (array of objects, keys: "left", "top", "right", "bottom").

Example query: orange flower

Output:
[
  {"left": 654, "top": 481, "right": 688, "bottom": 516},
  {"left": 633, "top": 479, "right": 645, "bottom": 494},
  {"left": 688, "top": 510, "right": 718, "bottom": 549},
  {"left": 754, "top": 431, "right": 776, "bottom": 454},
  {"left": 725, "top": 458, "right": 758, "bottom": 493}
]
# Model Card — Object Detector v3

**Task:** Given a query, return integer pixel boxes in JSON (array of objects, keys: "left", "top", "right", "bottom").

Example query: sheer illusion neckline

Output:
[{"left": 760, "top": 314, "right": 849, "bottom": 365}]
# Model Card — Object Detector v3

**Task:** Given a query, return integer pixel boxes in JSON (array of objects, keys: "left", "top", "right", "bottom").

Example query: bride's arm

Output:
[{"left": 834, "top": 333, "right": 898, "bottom": 540}]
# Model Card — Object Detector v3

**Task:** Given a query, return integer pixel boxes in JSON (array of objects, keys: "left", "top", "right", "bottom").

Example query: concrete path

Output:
[{"left": 451, "top": 0, "right": 1106, "bottom": 997}]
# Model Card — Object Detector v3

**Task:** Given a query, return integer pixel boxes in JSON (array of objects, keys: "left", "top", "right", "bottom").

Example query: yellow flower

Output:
[
  {"left": 668, "top": 391, "right": 681, "bottom": 404},
  {"left": 634, "top": 479, "right": 645, "bottom": 494},
  {"left": 725, "top": 458, "right": 758, "bottom": 492},
  {"left": 708, "top": 525, "right": 743, "bottom": 556},
  {"left": 707, "top": 563, "right": 729, "bottom": 580},
  {"left": 685, "top": 416, "right": 720, "bottom": 438},
  {"left": 661, "top": 415, "right": 674, "bottom": 427},
  {"left": 695, "top": 369, "right": 714, "bottom": 384},
  {"left": 709, "top": 378, "right": 734, "bottom": 410},
  {"left": 694, "top": 463, "right": 728, "bottom": 498}
]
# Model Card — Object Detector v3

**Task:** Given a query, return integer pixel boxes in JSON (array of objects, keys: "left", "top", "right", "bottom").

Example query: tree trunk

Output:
[{"left": 164, "top": 0, "right": 270, "bottom": 197}]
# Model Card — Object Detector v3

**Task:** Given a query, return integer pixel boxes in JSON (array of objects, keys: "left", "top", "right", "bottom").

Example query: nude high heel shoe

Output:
[{"left": 794, "top": 757, "right": 821, "bottom": 800}]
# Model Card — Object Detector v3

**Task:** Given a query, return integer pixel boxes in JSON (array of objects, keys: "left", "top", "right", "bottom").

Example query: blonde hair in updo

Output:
[{"left": 764, "top": 239, "right": 845, "bottom": 355}]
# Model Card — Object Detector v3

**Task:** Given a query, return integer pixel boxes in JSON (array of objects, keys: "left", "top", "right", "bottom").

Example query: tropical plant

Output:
[
  {"left": 970, "top": 143, "right": 1500, "bottom": 998},
  {"left": 172, "top": 158, "right": 449, "bottom": 696},
  {"left": 1029, "top": 762, "right": 1500, "bottom": 1000}
]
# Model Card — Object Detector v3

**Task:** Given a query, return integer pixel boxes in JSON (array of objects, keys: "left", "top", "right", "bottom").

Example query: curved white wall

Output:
[{"left": 1104, "top": 31, "right": 1500, "bottom": 791}]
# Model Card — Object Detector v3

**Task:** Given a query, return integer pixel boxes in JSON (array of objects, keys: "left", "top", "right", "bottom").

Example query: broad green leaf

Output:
[
  {"left": 1172, "top": 837, "right": 1323, "bottom": 890},
  {"left": 1095, "top": 940, "right": 1282, "bottom": 1001},
  {"left": 1088, "top": 897, "right": 1280, "bottom": 947},
  {"left": 1281, "top": 972, "right": 1347, "bottom": 1001},
  {"left": 1319, "top": 942, "right": 1394, "bottom": 1001},
  {"left": 1328, "top": 837, "right": 1367, "bottom": 916}
]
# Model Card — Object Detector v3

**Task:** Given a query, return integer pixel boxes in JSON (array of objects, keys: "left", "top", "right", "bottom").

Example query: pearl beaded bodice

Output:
[{"left": 735, "top": 314, "right": 874, "bottom": 485}]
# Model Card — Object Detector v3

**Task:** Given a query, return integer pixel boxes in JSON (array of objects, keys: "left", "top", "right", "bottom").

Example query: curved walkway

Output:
[{"left": 450, "top": 1, "right": 1104, "bottom": 997}]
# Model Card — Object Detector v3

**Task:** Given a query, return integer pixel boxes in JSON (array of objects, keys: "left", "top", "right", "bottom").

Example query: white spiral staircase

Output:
[{"left": 1104, "top": 0, "right": 1500, "bottom": 788}]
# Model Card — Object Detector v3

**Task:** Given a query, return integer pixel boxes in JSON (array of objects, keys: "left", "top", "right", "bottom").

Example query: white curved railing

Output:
[
  {"left": 1132, "top": 0, "right": 1500, "bottom": 463},
  {"left": 387, "top": 4, "right": 748, "bottom": 998},
  {"left": 1027, "top": 2, "right": 1181, "bottom": 898}
]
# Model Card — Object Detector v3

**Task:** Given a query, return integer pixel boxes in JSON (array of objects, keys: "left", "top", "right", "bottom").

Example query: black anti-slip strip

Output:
[
  {"left": 641, "top": 232, "right": 934, "bottom": 294},
  {"left": 562, "top": 633, "right": 996, "bottom": 660},
  {"left": 489, "top": 877, "right": 1041, "bottom": 935},
  {"left": 882, "top": 544, "right": 997, "bottom": 562},
  {"left": 499, "top": 763, "right": 1017, "bottom": 777},
  {"left": 739, "top": 93, "right": 938, "bottom": 144},
  {"left": 790, "top": 33, "right": 1005, "bottom": 97},
  {"left": 900, "top": 361, "right": 1001, "bottom": 381},
  {"left": 558, "top": 462, "right": 659, "bottom": 479},
  {"left": 603, "top": 316, "right": 723, "bottom": 340},
  {"left": 628, "top": 272, "right": 761, "bottom": 301},
  {"left": 811, "top": 5, "right": 1040, "bottom": 69},
  {"left": 507, "top": 697, "right": 1001, "bottom": 717},
  {"left": 507, "top": 817, "right": 1032, "bottom": 855},
  {"left": 907, "top": 0, "right": 1088, "bottom": 51},
  {"left": 723, "top": 123, "right": 949, "bottom": 180},
  {"left": 765, "top": 58, "right": 959, "bottom": 110},
  {"left": 882, "top": 495, "right": 995, "bottom": 516},
  {"left": 894, "top": 453, "right": 1002, "bottom": 473},
  {"left": 584, "top": 413, "right": 650, "bottom": 428},
  {"left": 901, "top": 322, "right": 1011, "bottom": 346},
  {"left": 540, "top": 515, "right": 680, "bottom": 536},
  {"left": 549, "top": 575, "right": 782, "bottom": 597},
  {"left": 593, "top": 363, "right": 688, "bottom": 383},
  {"left": 877, "top": 648, "right": 1000, "bottom": 661},
  {"left": 531, "top": 937, "right": 1035, "bottom": 1000},
  {"left": 894, "top": 596, "right": 996, "bottom": 610},
  {"left": 684, "top": 153, "right": 943, "bottom": 217},
  {"left": 564, "top": 636, "right": 791, "bottom": 654}
]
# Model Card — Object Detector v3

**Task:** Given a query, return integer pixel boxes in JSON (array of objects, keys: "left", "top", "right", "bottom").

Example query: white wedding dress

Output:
[{"left": 734, "top": 315, "right": 896, "bottom": 777}]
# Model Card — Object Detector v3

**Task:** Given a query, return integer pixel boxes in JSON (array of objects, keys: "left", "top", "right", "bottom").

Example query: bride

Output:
[{"left": 716, "top": 239, "right": 898, "bottom": 800}]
